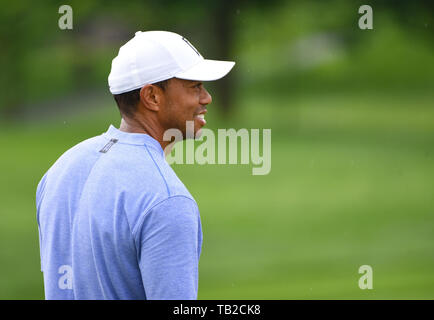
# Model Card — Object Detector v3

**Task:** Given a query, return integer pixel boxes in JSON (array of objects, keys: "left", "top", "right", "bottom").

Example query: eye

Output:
[{"left": 195, "top": 83, "right": 202, "bottom": 89}]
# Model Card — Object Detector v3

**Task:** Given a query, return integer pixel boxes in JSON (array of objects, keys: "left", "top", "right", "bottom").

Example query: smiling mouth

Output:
[{"left": 194, "top": 111, "right": 207, "bottom": 125}]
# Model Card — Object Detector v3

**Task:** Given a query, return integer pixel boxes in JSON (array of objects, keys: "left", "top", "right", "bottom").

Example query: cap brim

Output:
[{"left": 175, "top": 59, "right": 235, "bottom": 81}]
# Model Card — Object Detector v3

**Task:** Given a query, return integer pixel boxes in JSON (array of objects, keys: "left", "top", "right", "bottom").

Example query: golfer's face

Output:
[{"left": 161, "top": 78, "right": 212, "bottom": 138}]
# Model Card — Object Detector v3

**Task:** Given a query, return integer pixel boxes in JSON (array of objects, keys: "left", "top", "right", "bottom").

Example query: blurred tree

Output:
[
  {"left": 376, "top": 0, "right": 433, "bottom": 36},
  {"left": 0, "top": 2, "right": 41, "bottom": 118},
  {"left": 0, "top": 0, "right": 286, "bottom": 118},
  {"left": 1, "top": 0, "right": 432, "bottom": 119},
  {"left": 146, "top": 0, "right": 286, "bottom": 115}
]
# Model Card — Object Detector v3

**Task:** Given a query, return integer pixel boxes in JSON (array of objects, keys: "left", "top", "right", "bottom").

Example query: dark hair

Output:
[{"left": 113, "top": 79, "right": 169, "bottom": 118}]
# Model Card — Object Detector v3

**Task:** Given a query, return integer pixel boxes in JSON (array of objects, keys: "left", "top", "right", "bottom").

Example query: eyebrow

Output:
[{"left": 190, "top": 81, "right": 202, "bottom": 86}]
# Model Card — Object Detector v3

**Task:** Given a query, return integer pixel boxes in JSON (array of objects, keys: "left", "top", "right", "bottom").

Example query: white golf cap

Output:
[{"left": 108, "top": 31, "right": 235, "bottom": 94}]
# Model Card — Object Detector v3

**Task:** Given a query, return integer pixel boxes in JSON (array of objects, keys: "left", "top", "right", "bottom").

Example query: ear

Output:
[{"left": 139, "top": 84, "right": 164, "bottom": 111}]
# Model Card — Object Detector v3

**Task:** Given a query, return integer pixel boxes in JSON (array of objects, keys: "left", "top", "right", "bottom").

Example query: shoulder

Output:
[
  {"left": 47, "top": 135, "right": 105, "bottom": 173},
  {"left": 115, "top": 143, "right": 195, "bottom": 200},
  {"left": 37, "top": 134, "right": 105, "bottom": 190}
]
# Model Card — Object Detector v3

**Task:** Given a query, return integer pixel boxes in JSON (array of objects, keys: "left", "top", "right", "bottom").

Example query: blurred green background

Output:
[{"left": 1, "top": 0, "right": 433, "bottom": 299}]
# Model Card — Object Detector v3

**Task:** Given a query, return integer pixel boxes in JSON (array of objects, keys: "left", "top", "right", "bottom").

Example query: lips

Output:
[{"left": 194, "top": 110, "right": 207, "bottom": 126}]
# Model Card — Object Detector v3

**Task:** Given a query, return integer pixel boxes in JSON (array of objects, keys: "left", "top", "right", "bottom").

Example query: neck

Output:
[{"left": 119, "top": 116, "right": 171, "bottom": 151}]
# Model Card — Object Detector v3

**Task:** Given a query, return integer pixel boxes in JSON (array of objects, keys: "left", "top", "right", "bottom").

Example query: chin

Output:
[
  {"left": 195, "top": 128, "right": 203, "bottom": 139},
  {"left": 182, "top": 120, "right": 203, "bottom": 139}
]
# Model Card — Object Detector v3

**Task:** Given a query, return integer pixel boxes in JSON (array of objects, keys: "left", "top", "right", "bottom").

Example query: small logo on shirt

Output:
[{"left": 99, "top": 138, "right": 118, "bottom": 153}]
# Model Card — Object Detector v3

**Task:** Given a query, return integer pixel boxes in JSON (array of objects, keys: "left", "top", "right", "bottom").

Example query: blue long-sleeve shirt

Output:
[{"left": 36, "top": 125, "right": 202, "bottom": 300}]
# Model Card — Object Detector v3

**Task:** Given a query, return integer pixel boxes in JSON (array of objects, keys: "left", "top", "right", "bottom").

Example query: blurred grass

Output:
[{"left": 0, "top": 88, "right": 433, "bottom": 299}]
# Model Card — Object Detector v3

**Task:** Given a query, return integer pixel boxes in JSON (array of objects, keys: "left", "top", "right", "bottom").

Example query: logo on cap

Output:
[{"left": 182, "top": 37, "right": 201, "bottom": 57}]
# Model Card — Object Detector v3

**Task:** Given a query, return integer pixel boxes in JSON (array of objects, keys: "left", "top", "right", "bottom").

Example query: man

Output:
[{"left": 36, "top": 31, "right": 235, "bottom": 299}]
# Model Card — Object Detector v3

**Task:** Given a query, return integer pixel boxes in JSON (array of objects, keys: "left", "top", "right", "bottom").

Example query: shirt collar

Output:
[{"left": 103, "top": 125, "right": 164, "bottom": 155}]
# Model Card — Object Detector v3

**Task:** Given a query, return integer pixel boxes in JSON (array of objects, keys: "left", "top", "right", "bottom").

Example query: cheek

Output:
[
  {"left": 171, "top": 103, "right": 192, "bottom": 129},
  {"left": 181, "top": 97, "right": 199, "bottom": 118},
  {"left": 165, "top": 92, "right": 199, "bottom": 126}
]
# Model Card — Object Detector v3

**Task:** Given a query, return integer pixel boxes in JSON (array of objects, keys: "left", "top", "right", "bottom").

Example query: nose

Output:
[{"left": 200, "top": 86, "right": 212, "bottom": 105}]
